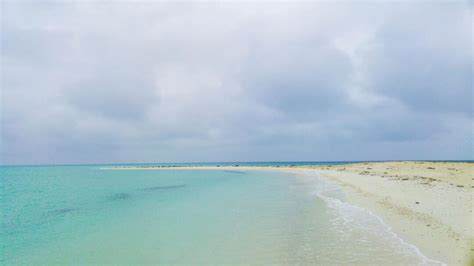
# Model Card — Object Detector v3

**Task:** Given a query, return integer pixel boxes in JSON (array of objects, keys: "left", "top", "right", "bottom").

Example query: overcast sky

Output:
[{"left": 1, "top": 1, "right": 472, "bottom": 165}]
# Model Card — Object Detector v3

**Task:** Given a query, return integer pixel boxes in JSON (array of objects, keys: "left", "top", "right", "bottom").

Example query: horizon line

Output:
[{"left": 1, "top": 159, "right": 473, "bottom": 167}]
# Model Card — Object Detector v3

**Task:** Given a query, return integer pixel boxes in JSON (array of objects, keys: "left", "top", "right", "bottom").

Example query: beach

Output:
[
  {"left": 114, "top": 161, "right": 473, "bottom": 265},
  {"left": 295, "top": 162, "right": 473, "bottom": 266},
  {"left": 5, "top": 164, "right": 441, "bottom": 265}
]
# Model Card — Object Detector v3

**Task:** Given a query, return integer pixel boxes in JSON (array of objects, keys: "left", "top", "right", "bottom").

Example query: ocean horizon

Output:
[{"left": 2, "top": 160, "right": 472, "bottom": 168}]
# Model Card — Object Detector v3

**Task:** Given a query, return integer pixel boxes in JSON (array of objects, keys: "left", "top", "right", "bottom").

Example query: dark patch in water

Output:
[
  {"left": 139, "top": 184, "right": 186, "bottom": 191},
  {"left": 223, "top": 170, "right": 246, "bottom": 174},
  {"left": 48, "top": 208, "right": 79, "bottom": 215},
  {"left": 108, "top": 193, "right": 131, "bottom": 200}
]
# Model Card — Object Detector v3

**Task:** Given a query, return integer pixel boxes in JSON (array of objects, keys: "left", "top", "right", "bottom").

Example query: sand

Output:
[
  {"left": 107, "top": 161, "right": 473, "bottom": 265},
  {"left": 293, "top": 162, "right": 473, "bottom": 266}
]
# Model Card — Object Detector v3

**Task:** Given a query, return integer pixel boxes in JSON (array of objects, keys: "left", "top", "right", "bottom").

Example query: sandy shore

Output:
[
  {"left": 107, "top": 162, "right": 473, "bottom": 265},
  {"left": 297, "top": 162, "right": 473, "bottom": 266}
]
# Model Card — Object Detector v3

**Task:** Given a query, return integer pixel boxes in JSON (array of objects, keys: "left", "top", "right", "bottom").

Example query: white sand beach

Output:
[{"left": 294, "top": 162, "right": 473, "bottom": 265}]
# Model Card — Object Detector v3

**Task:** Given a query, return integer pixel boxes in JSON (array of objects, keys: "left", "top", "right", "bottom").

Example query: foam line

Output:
[{"left": 316, "top": 190, "right": 446, "bottom": 266}]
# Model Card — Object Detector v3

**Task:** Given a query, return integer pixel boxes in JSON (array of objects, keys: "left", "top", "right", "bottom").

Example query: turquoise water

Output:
[{"left": 1, "top": 165, "right": 440, "bottom": 265}]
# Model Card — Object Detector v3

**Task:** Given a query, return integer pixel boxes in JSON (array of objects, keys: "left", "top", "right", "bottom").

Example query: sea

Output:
[{"left": 1, "top": 162, "right": 446, "bottom": 265}]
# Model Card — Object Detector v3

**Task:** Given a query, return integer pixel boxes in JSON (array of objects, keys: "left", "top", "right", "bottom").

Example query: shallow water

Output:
[{"left": 1, "top": 165, "right": 440, "bottom": 265}]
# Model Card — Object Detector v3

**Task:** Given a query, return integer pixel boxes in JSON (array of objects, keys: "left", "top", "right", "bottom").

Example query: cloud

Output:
[
  {"left": 1, "top": 1, "right": 472, "bottom": 164},
  {"left": 361, "top": 3, "right": 472, "bottom": 115}
]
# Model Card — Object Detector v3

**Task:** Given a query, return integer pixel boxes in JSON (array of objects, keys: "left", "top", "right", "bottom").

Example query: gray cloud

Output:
[
  {"left": 1, "top": 1, "right": 472, "bottom": 165},
  {"left": 362, "top": 4, "right": 472, "bottom": 115}
]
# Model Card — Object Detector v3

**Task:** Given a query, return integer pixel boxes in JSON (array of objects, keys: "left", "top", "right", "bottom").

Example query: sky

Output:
[{"left": 1, "top": 1, "right": 472, "bottom": 165}]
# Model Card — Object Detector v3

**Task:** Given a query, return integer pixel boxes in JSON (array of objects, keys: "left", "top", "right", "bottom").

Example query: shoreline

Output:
[
  {"left": 299, "top": 162, "right": 472, "bottom": 266},
  {"left": 104, "top": 162, "right": 473, "bottom": 265}
]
